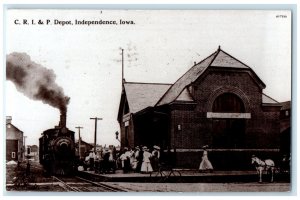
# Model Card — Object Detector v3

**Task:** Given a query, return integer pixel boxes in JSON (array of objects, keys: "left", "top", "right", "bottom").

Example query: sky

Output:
[{"left": 5, "top": 9, "right": 291, "bottom": 146}]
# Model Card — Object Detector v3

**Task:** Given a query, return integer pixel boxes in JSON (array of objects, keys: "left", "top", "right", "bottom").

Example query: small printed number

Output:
[{"left": 276, "top": 15, "right": 287, "bottom": 18}]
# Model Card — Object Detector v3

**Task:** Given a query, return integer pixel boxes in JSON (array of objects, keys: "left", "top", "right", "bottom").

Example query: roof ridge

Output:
[
  {"left": 155, "top": 49, "right": 219, "bottom": 106},
  {"left": 123, "top": 82, "right": 172, "bottom": 113},
  {"left": 205, "top": 47, "right": 221, "bottom": 69},
  {"left": 211, "top": 48, "right": 266, "bottom": 89},
  {"left": 175, "top": 49, "right": 220, "bottom": 102},
  {"left": 215, "top": 49, "right": 251, "bottom": 69},
  {"left": 194, "top": 49, "right": 219, "bottom": 67},
  {"left": 124, "top": 81, "right": 172, "bottom": 85},
  {"left": 6, "top": 123, "right": 23, "bottom": 133}
]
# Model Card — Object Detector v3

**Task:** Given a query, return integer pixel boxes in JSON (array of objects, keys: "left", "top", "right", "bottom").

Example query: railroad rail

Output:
[
  {"left": 52, "top": 176, "right": 81, "bottom": 192},
  {"left": 52, "top": 176, "right": 126, "bottom": 192},
  {"left": 75, "top": 176, "right": 127, "bottom": 192}
]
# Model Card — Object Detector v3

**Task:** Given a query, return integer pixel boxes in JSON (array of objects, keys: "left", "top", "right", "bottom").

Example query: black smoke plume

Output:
[{"left": 6, "top": 52, "right": 70, "bottom": 113}]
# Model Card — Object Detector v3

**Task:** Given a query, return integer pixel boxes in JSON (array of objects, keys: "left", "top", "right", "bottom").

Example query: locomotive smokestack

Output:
[{"left": 59, "top": 111, "right": 67, "bottom": 128}]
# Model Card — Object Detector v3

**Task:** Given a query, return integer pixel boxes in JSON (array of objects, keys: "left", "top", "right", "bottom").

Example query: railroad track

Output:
[
  {"left": 52, "top": 176, "right": 82, "bottom": 192},
  {"left": 75, "top": 176, "right": 127, "bottom": 192},
  {"left": 52, "top": 176, "right": 126, "bottom": 192}
]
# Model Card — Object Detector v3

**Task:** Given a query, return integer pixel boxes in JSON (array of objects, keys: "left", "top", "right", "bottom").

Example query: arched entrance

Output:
[{"left": 211, "top": 93, "right": 246, "bottom": 148}]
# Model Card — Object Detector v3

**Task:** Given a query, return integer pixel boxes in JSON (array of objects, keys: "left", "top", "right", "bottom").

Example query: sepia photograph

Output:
[{"left": 3, "top": 6, "right": 294, "bottom": 195}]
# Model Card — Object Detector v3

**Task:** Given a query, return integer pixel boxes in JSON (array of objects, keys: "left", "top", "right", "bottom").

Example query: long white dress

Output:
[
  {"left": 130, "top": 150, "right": 138, "bottom": 170},
  {"left": 199, "top": 150, "right": 213, "bottom": 170},
  {"left": 141, "top": 151, "right": 153, "bottom": 173}
]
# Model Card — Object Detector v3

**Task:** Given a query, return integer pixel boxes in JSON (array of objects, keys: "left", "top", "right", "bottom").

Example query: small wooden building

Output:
[
  {"left": 75, "top": 139, "right": 93, "bottom": 158},
  {"left": 25, "top": 145, "right": 39, "bottom": 161},
  {"left": 6, "top": 116, "right": 24, "bottom": 161}
]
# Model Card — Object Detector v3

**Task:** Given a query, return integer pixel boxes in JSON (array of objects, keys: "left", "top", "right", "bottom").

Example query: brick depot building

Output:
[{"left": 117, "top": 47, "right": 289, "bottom": 170}]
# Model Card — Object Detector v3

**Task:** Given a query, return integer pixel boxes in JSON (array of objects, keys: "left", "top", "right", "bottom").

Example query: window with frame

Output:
[{"left": 285, "top": 110, "right": 289, "bottom": 116}]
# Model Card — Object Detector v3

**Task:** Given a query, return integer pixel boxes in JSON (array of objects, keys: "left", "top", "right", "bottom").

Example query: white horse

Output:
[{"left": 251, "top": 155, "right": 275, "bottom": 183}]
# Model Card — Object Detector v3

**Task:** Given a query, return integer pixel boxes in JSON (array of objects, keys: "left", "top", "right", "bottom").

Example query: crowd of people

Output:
[
  {"left": 80, "top": 144, "right": 215, "bottom": 174},
  {"left": 79, "top": 146, "right": 117, "bottom": 174},
  {"left": 119, "top": 145, "right": 161, "bottom": 173},
  {"left": 80, "top": 145, "right": 164, "bottom": 174}
]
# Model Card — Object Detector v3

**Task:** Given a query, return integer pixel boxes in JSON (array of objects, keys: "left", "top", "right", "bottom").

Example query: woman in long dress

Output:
[
  {"left": 129, "top": 147, "right": 138, "bottom": 171},
  {"left": 140, "top": 146, "right": 153, "bottom": 173},
  {"left": 199, "top": 145, "right": 213, "bottom": 172},
  {"left": 151, "top": 145, "right": 160, "bottom": 172}
]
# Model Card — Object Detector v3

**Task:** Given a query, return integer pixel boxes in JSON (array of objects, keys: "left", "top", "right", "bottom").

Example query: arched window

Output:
[{"left": 213, "top": 93, "right": 245, "bottom": 113}]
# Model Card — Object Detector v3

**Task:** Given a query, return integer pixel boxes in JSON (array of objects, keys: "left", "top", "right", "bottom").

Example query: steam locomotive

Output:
[{"left": 39, "top": 113, "right": 76, "bottom": 176}]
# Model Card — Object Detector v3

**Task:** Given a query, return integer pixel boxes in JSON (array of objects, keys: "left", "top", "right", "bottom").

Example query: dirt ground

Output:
[
  {"left": 5, "top": 160, "right": 57, "bottom": 192},
  {"left": 5, "top": 160, "right": 291, "bottom": 193},
  {"left": 104, "top": 182, "right": 291, "bottom": 192},
  {"left": 6, "top": 160, "right": 52, "bottom": 184}
]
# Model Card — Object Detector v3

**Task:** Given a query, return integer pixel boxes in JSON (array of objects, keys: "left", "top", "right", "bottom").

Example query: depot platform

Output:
[{"left": 77, "top": 169, "right": 290, "bottom": 183}]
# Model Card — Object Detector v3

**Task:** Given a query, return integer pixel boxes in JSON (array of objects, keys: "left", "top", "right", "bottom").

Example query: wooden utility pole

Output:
[
  {"left": 23, "top": 136, "right": 27, "bottom": 160},
  {"left": 122, "top": 48, "right": 124, "bottom": 83},
  {"left": 75, "top": 126, "right": 83, "bottom": 159},
  {"left": 90, "top": 117, "right": 103, "bottom": 153}
]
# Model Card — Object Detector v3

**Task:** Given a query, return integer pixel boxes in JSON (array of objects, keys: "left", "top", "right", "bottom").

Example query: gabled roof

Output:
[
  {"left": 118, "top": 47, "right": 272, "bottom": 119},
  {"left": 75, "top": 140, "right": 93, "bottom": 147},
  {"left": 156, "top": 50, "right": 218, "bottom": 106},
  {"left": 6, "top": 123, "right": 23, "bottom": 140},
  {"left": 175, "top": 88, "right": 194, "bottom": 102},
  {"left": 6, "top": 123, "right": 23, "bottom": 133},
  {"left": 123, "top": 82, "right": 171, "bottom": 113},
  {"left": 156, "top": 47, "right": 265, "bottom": 106},
  {"left": 280, "top": 101, "right": 291, "bottom": 110},
  {"left": 210, "top": 50, "right": 249, "bottom": 68},
  {"left": 262, "top": 93, "right": 279, "bottom": 104}
]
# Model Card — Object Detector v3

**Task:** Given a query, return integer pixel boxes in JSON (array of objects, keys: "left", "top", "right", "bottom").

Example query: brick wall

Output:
[
  {"left": 174, "top": 150, "right": 281, "bottom": 170},
  {"left": 120, "top": 114, "right": 135, "bottom": 149},
  {"left": 169, "top": 69, "right": 281, "bottom": 168}
]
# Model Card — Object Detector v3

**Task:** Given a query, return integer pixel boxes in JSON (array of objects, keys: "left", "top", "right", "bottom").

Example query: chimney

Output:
[{"left": 6, "top": 116, "right": 12, "bottom": 124}]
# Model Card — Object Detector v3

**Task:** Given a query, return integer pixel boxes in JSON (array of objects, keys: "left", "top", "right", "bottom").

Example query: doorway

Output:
[{"left": 211, "top": 93, "right": 246, "bottom": 148}]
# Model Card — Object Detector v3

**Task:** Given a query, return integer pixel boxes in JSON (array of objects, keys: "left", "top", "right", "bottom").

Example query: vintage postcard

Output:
[{"left": 4, "top": 7, "right": 293, "bottom": 194}]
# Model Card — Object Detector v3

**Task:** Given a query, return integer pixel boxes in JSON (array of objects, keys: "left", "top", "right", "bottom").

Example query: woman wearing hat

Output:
[
  {"left": 199, "top": 145, "right": 213, "bottom": 172},
  {"left": 141, "top": 146, "right": 153, "bottom": 173},
  {"left": 151, "top": 145, "right": 161, "bottom": 172},
  {"left": 131, "top": 146, "right": 140, "bottom": 171},
  {"left": 135, "top": 146, "right": 143, "bottom": 173}
]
